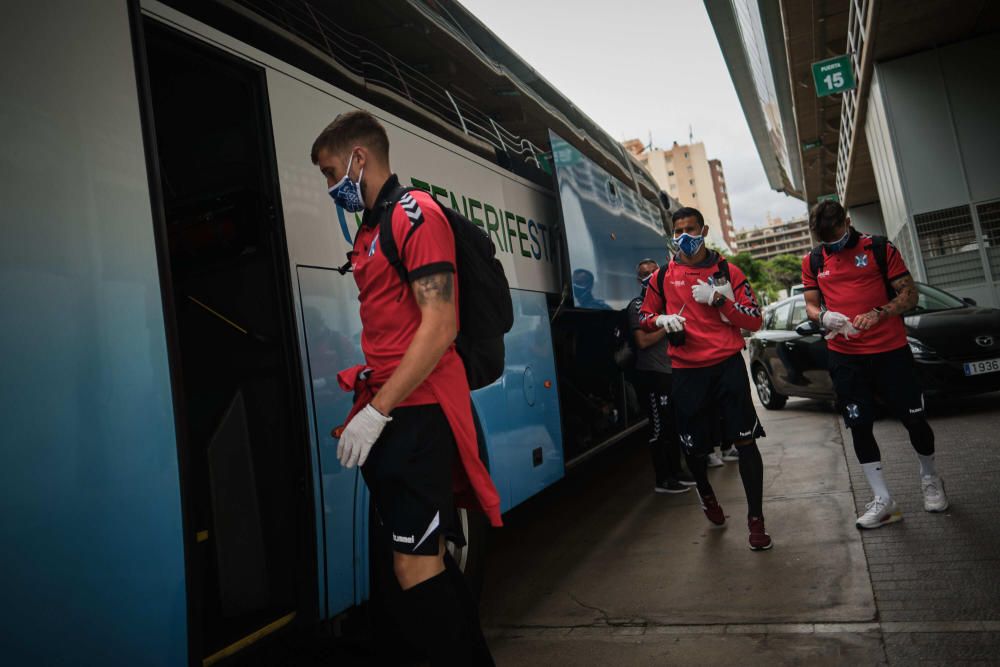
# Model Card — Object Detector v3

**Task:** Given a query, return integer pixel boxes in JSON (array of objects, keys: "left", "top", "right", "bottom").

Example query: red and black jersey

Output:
[
  {"left": 351, "top": 179, "right": 461, "bottom": 406},
  {"left": 801, "top": 231, "right": 909, "bottom": 354},
  {"left": 345, "top": 175, "right": 502, "bottom": 527},
  {"left": 639, "top": 252, "right": 763, "bottom": 368}
]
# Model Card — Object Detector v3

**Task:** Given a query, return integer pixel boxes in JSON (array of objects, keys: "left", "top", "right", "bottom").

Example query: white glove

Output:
[
  {"left": 716, "top": 282, "right": 735, "bottom": 322},
  {"left": 821, "top": 311, "right": 860, "bottom": 340},
  {"left": 337, "top": 404, "right": 392, "bottom": 468},
  {"left": 691, "top": 279, "right": 719, "bottom": 305},
  {"left": 715, "top": 282, "right": 735, "bottom": 302},
  {"left": 655, "top": 313, "right": 686, "bottom": 332}
]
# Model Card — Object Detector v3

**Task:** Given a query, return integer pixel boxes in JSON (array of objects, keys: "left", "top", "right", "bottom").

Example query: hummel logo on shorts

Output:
[{"left": 392, "top": 533, "right": 415, "bottom": 544}]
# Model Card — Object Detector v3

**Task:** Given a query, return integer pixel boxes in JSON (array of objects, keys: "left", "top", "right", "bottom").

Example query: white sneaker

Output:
[
  {"left": 856, "top": 496, "right": 902, "bottom": 529},
  {"left": 721, "top": 446, "right": 740, "bottom": 462},
  {"left": 707, "top": 452, "right": 725, "bottom": 468},
  {"left": 921, "top": 475, "right": 949, "bottom": 512}
]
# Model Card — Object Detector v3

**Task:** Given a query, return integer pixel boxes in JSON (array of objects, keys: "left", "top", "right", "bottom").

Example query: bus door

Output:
[
  {"left": 547, "top": 131, "right": 670, "bottom": 461},
  {"left": 263, "top": 69, "right": 372, "bottom": 615},
  {"left": 138, "top": 17, "right": 316, "bottom": 663}
]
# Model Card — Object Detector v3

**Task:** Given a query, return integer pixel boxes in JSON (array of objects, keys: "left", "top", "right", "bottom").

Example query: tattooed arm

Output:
[
  {"left": 853, "top": 275, "right": 918, "bottom": 331},
  {"left": 370, "top": 271, "right": 458, "bottom": 414}
]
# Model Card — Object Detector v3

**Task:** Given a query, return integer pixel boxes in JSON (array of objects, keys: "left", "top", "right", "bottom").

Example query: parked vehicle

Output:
[{"left": 748, "top": 283, "right": 1000, "bottom": 409}]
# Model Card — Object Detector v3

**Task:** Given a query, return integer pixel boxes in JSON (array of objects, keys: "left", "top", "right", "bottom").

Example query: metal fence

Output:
[{"left": 234, "top": 0, "right": 546, "bottom": 168}]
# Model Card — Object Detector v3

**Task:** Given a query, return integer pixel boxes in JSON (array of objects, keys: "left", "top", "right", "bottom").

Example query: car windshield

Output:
[{"left": 911, "top": 283, "right": 967, "bottom": 314}]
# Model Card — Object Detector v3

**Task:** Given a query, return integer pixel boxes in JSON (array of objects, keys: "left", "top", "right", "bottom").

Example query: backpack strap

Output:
[
  {"left": 377, "top": 184, "right": 418, "bottom": 286},
  {"left": 716, "top": 257, "right": 732, "bottom": 284},
  {"left": 656, "top": 263, "right": 667, "bottom": 299},
  {"left": 808, "top": 245, "right": 825, "bottom": 284},
  {"left": 869, "top": 235, "right": 896, "bottom": 300}
]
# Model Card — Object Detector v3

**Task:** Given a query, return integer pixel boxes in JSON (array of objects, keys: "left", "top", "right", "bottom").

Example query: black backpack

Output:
[
  {"left": 808, "top": 235, "right": 895, "bottom": 302},
  {"left": 377, "top": 185, "right": 514, "bottom": 390}
]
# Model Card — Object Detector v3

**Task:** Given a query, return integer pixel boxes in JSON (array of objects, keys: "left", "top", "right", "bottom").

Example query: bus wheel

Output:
[{"left": 448, "top": 507, "right": 489, "bottom": 601}]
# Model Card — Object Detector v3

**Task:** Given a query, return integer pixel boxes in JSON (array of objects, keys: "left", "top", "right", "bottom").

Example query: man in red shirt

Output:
[
  {"left": 641, "top": 207, "right": 772, "bottom": 550},
  {"left": 312, "top": 110, "right": 495, "bottom": 665},
  {"left": 802, "top": 201, "right": 947, "bottom": 529}
]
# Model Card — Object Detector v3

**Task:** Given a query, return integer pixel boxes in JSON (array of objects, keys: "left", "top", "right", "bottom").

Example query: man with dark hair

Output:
[
  {"left": 802, "top": 200, "right": 947, "bottom": 529},
  {"left": 630, "top": 258, "right": 696, "bottom": 494},
  {"left": 313, "top": 109, "right": 497, "bottom": 664},
  {"left": 640, "top": 207, "right": 773, "bottom": 550}
]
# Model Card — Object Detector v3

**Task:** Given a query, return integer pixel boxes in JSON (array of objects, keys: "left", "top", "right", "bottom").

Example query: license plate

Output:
[{"left": 964, "top": 358, "right": 1000, "bottom": 376}]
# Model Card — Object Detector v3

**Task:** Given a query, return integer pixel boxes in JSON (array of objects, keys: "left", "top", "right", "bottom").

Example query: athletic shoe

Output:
[
  {"left": 675, "top": 471, "right": 698, "bottom": 487},
  {"left": 698, "top": 492, "right": 726, "bottom": 525},
  {"left": 721, "top": 446, "right": 740, "bottom": 462},
  {"left": 921, "top": 475, "right": 949, "bottom": 512},
  {"left": 855, "top": 496, "right": 902, "bottom": 529},
  {"left": 748, "top": 516, "right": 772, "bottom": 551},
  {"left": 654, "top": 478, "right": 690, "bottom": 494},
  {"left": 707, "top": 452, "right": 725, "bottom": 468}
]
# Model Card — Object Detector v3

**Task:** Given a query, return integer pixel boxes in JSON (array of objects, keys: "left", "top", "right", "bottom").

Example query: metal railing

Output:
[{"left": 233, "top": 0, "right": 546, "bottom": 169}]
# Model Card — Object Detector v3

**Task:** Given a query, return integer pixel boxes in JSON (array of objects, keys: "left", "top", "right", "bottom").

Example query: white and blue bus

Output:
[{"left": 1, "top": 1, "right": 673, "bottom": 664}]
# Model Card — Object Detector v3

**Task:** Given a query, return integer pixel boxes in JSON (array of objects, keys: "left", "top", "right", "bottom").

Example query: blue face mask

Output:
[
  {"left": 327, "top": 153, "right": 365, "bottom": 212},
  {"left": 640, "top": 274, "right": 653, "bottom": 288},
  {"left": 822, "top": 228, "right": 851, "bottom": 253},
  {"left": 676, "top": 232, "right": 704, "bottom": 257}
]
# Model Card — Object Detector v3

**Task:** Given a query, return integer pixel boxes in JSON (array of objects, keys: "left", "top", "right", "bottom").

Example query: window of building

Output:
[
  {"left": 692, "top": 192, "right": 696, "bottom": 198},
  {"left": 689, "top": 179, "right": 694, "bottom": 185},
  {"left": 668, "top": 171, "right": 674, "bottom": 176},
  {"left": 684, "top": 152, "right": 688, "bottom": 158}
]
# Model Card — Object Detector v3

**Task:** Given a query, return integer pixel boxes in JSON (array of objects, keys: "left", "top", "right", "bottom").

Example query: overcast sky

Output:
[{"left": 459, "top": 0, "right": 806, "bottom": 230}]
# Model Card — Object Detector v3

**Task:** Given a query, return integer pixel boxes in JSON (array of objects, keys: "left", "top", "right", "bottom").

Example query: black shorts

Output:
[
  {"left": 827, "top": 345, "right": 925, "bottom": 428},
  {"left": 361, "top": 404, "right": 464, "bottom": 556},
  {"left": 671, "top": 352, "right": 766, "bottom": 455}
]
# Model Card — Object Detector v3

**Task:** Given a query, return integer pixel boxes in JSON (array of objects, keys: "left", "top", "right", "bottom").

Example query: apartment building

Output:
[
  {"left": 625, "top": 139, "right": 733, "bottom": 253},
  {"left": 734, "top": 215, "right": 812, "bottom": 261}
]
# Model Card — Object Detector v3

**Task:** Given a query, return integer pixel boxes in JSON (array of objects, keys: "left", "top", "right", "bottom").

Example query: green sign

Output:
[
  {"left": 811, "top": 55, "right": 856, "bottom": 97},
  {"left": 802, "top": 139, "right": 823, "bottom": 151},
  {"left": 817, "top": 193, "right": 840, "bottom": 203}
]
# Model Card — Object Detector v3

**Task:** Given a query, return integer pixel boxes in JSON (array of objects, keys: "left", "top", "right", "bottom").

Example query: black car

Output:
[{"left": 748, "top": 283, "right": 1000, "bottom": 409}]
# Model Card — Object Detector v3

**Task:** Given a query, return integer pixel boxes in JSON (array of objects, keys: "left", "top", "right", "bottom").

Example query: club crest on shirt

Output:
[{"left": 854, "top": 253, "right": 868, "bottom": 268}]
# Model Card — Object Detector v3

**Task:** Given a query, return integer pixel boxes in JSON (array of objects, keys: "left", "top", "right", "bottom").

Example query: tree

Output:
[
  {"left": 724, "top": 250, "right": 780, "bottom": 304},
  {"left": 765, "top": 254, "right": 805, "bottom": 293},
  {"left": 727, "top": 251, "right": 767, "bottom": 286}
]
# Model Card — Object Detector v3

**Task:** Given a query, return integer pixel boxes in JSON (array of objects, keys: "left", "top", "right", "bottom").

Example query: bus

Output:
[{"left": 1, "top": 1, "right": 672, "bottom": 664}]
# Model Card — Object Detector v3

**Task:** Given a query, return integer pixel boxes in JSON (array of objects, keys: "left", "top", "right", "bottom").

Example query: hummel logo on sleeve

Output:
[{"left": 399, "top": 192, "right": 424, "bottom": 226}]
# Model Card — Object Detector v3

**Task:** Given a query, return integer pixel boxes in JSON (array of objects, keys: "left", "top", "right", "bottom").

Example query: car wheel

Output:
[{"left": 754, "top": 365, "right": 787, "bottom": 410}]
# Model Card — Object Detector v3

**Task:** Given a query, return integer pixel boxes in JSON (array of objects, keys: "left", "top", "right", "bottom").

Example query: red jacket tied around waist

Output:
[{"left": 336, "top": 360, "right": 503, "bottom": 528}]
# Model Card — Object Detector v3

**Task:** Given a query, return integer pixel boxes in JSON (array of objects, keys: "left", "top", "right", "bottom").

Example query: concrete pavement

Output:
[
  {"left": 273, "top": 364, "right": 1000, "bottom": 665},
  {"left": 481, "top": 385, "right": 886, "bottom": 665},
  {"left": 842, "top": 391, "right": 1000, "bottom": 664},
  {"left": 481, "top": 361, "right": 1000, "bottom": 666}
]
